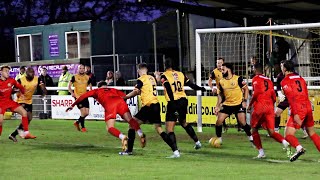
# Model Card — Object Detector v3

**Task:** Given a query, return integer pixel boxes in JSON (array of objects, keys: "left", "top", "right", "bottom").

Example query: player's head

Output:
[
  {"left": 0, "top": 65, "right": 11, "bottom": 79},
  {"left": 26, "top": 67, "right": 35, "bottom": 80},
  {"left": 85, "top": 65, "right": 91, "bottom": 73},
  {"left": 221, "top": 63, "right": 233, "bottom": 78},
  {"left": 41, "top": 67, "right": 47, "bottom": 76},
  {"left": 78, "top": 64, "right": 85, "bottom": 75},
  {"left": 164, "top": 58, "right": 173, "bottom": 70},
  {"left": 282, "top": 60, "right": 295, "bottom": 74},
  {"left": 137, "top": 63, "right": 148, "bottom": 76},
  {"left": 253, "top": 63, "right": 263, "bottom": 75},
  {"left": 216, "top": 58, "right": 224, "bottom": 69},
  {"left": 19, "top": 66, "right": 26, "bottom": 74},
  {"left": 250, "top": 56, "right": 257, "bottom": 65},
  {"left": 97, "top": 81, "right": 107, "bottom": 88}
]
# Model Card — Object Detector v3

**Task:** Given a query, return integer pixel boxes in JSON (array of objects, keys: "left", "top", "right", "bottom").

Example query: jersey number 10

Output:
[{"left": 172, "top": 81, "right": 183, "bottom": 92}]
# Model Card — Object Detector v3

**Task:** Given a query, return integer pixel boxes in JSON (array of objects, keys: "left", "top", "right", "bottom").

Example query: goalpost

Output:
[{"left": 195, "top": 22, "right": 320, "bottom": 132}]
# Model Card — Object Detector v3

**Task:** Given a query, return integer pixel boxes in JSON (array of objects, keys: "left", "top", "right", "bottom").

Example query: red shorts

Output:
[
  {"left": 104, "top": 98, "right": 129, "bottom": 121},
  {"left": 0, "top": 100, "right": 20, "bottom": 115},
  {"left": 251, "top": 105, "right": 275, "bottom": 130},
  {"left": 286, "top": 107, "right": 314, "bottom": 129}
]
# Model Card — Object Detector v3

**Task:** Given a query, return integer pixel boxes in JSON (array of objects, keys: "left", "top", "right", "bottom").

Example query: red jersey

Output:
[
  {"left": 250, "top": 74, "right": 276, "bottom": 108},
  {"left": 71, "top": 87, "right": 126, "bottom": 108},
  {"left": 0, "top": 77, "right": 25, "bottom": 102},
  {"left": 281, "top": 73, "right": 310, "bottom": 115}
]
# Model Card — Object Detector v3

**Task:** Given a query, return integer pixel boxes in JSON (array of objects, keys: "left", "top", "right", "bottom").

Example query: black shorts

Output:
[
  {"left": 166, "top": 98, "right": 188, "bottom": 122},
  {"left": 277, "top": 100, "right": 289, "bottom": 110},
  {"left": 76, "top": 98, "right": 90, "bottom": 109},
  {"left": 135, "top": 103, "right": 161, "bottom": 124},
  {"left": 19, "top": 103, "right": 32, "bottom": 112},
  {"left": 219, "top": 104, "right": 246, "bottom": 115}
]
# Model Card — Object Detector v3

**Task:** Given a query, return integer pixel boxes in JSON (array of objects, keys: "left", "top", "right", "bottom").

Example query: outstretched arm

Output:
[
  {"left": 14, "top": 79, "right": 25, "bottom": 94},
  {"left": 71, "top": 90, "right": 96, "bottom": 107},
  {"left": 123, "top": 80, "right": 142, "bottom": 100}
]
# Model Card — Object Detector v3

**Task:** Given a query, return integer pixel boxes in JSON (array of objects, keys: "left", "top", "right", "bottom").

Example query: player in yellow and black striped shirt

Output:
[
  {"left": 214, "top": 63, "right": 254, "bottom": 147},
  {"left": 120, "top": 63, "right": 175, "bottom": 156},
  {"left": 158, "top": 58, "right": 206, "bottom": 158}
]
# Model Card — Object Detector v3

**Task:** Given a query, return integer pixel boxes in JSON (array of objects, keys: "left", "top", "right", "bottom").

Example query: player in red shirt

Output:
[
  {"left": 248, "top": 63, "right": 289, "bottom": 158},
  {"left": 281, "top": 60, "right": 320, "bottom": 162},
  {"left": 0, "top": 65, "right": 36, "bottom": 139},
  {"left": 66, "top": 81, "right": 146, "bottom": 151}
]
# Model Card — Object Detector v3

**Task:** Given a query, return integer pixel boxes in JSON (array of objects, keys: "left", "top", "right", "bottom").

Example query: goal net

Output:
[{"left": 195, "top": 22, "right": 320, "bottom": 131}]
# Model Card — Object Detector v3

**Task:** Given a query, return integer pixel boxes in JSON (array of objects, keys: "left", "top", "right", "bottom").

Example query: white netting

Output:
[{"left": 199, "top": 26, "right": 320, "bottom": 86}]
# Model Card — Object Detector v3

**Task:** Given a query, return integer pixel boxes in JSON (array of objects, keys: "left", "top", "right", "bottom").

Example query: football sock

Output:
[
  {"left": 275, "top": 116, "right": 280, "bottom": 130},
  {"left": 222, "top": 120, "right": 227, "bottom": 128},
  {"left": 127, "top": 129, "right": 136, "bottom": 152},
  {"left": 242, "top": 124, "right": 252, "bottom": 136},
  {"left": 216, "top": 125, "right": 223, "bottom": 137},
  {"left": 22, "top": 116, "right": 28, "bottom": 131},
  {"left": 78, "top": 116, "right": 85, "bottom": 128},
  {"left": 310, "top": 134, "right": 320, "bottom": 152},
  {"left": 285, "top": 135, "right": 300, "bottom": 148},
  {"left": 0, "top": 125, "right": 2, "bottom": 136},
  {"left": 252, "top": 131, "right": 262, "bottom": 149},
  {"left": 108, "top": 127, "right": 121, "bottom": 138},
  {"left": 128, "top": 118, "right": 141, "bottom": 131},
  {"left": 168, "top": 132, "right": 178, "bottom": 151},
  {"left": 160, "top": 132, "right": 172, "bottom": 147},
  {"left": 271, "top": 132, "right": 285, "bottom": 143},
  {"left": 182, "top": 124, "right": 199, "bottom": 142}
]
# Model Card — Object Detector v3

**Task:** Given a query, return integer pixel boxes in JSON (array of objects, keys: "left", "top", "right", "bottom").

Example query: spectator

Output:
[
  {"left": 115, "top": 71, "right": 125, "bottom": 86},
  {"left": 15, "top": 66, "right": 26, "bottom": 80},
  {"left": 57, "top": 65, "right": 73, "bottom": 95},
  {"left": 85, "top": 65, "right": 96, "bottom": 86},
  {"left": 38, "top": 67, "right": 54, "bottom": 95},
  {"left": 105, "top": 70, "right": 114, "bottom": 86}
]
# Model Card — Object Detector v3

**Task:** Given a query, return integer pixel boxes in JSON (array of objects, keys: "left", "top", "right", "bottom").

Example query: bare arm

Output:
[{"left": 124, "top": 88, "right": 140, "bottom": 100}]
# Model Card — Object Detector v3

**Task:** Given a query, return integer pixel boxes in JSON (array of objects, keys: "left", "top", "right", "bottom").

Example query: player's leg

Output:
[
  {"left": 151, "top": 103, "right": 176, "bottom": 151},
  {"left": 275, "top": 107, "right": 283, "bottom": 133},
  {"left": 9, "top": 104, "right": 32, "bottom": 141},
  {"left": 265, "top": 112, "right": 290, "bottom": 150},
  {"left": 285, "top": 115, "right": 305, "bottom": 162},
  {"left": 165, "top": 102, "right": 180, "bottom": 158},
  {"left": 121, "top": 117, "right": 144, "bottom": 155},
  {"left": 215, "top": 108, "right": 229, "bottom": 143},
  {"left": 236, "top": 109, "right": 253, "bottom": 141},
  {"left": 250, "top": 110, "right": 265, "bottom": 158},
  {"left": 122, "top": 111, "right": 146, "bottom": 147},
  {"left": 105, "top": 118, "right": 128, "bottom": 151},
  {"left": 13, "top": 105, "right": 36, "bottom": 139},
  {"left": 301, "top": 127, "right": 309, "bottom": 139},
  {"left": 79, "top": 107, "right": 89, "bottom": 132},
  {"left": 304, "top": 111, "right": 320, "bottom": 152},
  {"left": 74, "top": 98, "right": 89, "bottom": 132},
  {"left": 177, "top": 98, "right": 201, "bottom": 149}
]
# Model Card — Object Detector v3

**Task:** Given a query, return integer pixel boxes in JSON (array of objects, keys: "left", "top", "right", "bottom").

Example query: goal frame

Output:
[{"left": 195, "top": 22, "right": 320, "bottom": 132}]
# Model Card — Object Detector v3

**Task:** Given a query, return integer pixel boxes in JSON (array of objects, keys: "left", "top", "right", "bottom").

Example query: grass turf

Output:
[{"left": 1, "top": 119, "right": 319, "bottom": 179}]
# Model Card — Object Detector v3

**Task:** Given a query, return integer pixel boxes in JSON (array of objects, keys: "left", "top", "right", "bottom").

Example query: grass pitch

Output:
[{"left": 1, "top": 119, "right": 319, "bottom": 179}]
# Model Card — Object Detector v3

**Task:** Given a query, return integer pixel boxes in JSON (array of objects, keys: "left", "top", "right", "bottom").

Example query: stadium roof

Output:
[{"left": 143, "top": 0, "right": 320, "bottom": 24}]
